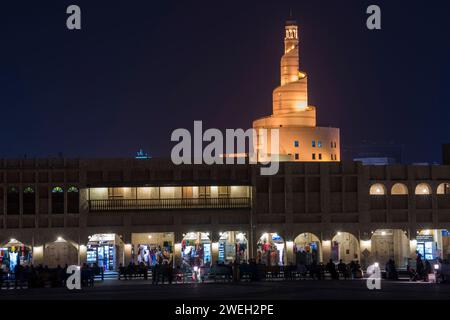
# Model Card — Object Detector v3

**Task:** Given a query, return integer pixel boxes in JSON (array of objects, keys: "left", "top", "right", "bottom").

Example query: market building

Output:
[
  {"left": 1, "top": 19, "right": 450, "bottom": 272},
  {"left": 0, "top": 158, "right": 450, "bottom": 271}
]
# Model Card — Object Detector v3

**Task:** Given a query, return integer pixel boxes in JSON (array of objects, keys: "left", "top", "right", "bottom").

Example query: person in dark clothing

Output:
[
  {"left": 424, "top": 259, "right": 432, "bottom": 282},
  {"left": 337, "top": 259, "right": 348, "bottom": 280},
  {"left": 167, "top": 263, "right": 174, "bottom": 284},
  {"left": 326, "top": 259, "right": 338, "bottom": 280},
  {"left": 416, "top": 251, "right": 424, "bottom": 280}
]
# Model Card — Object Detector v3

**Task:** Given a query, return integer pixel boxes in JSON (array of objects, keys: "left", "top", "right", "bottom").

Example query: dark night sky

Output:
[{"left": 1, "top": 0, "right": 449, "bottom": 163}]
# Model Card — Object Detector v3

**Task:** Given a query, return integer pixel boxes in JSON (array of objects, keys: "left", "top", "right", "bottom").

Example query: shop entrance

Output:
[
  {"left": 257, "top": 233, "right": 286, "bottom": 266},
  {"left": 294, "top": 233, "right": 322, "bottom": 265},
  {"left": 218, "top": 231, "right": 248, "bottom": 264},
  {"left": 0, "top": 239, "right": 32, "bottom": 272},
  {"left": 181, "top": 232, "right": 211, "bottom": 268},
  {"left": 331, "top": 232, "right": 360, "bottom": 264},
  {"left": 87, "top": 234, "right": 123, "bottom": 271},
  {"left": 131, "top": 233, "right": 174, "bottom": 266}
]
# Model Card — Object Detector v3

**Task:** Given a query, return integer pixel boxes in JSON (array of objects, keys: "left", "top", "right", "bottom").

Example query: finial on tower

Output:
[{"left": 286, "top": 8, "right": 297, "bottom": 26}]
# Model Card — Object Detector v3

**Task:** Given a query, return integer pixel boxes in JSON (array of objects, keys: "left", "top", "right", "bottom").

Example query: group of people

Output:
[
  {"left": 119, "top": 261, "right": 175, "bottom": 284},
  {"left": 407, "top": 252, "right": 434, "bottom": 281},
  {"left": 0, "top": 263, "right": 103, "bottom": 289}
]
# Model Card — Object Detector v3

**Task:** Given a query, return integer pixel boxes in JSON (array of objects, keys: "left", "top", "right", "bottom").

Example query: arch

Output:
[
  {"left": 391, "top": 183, "right": 408, "bottom": 195},
  {"left": 437, "top": 183, "right": 450, "bottom": 195},
  {"left": 415, "top": 183, "right": 432, "bottom": 195},
  {"left": 293, "top": 232, "right": 322, "bottom": 264},
  {"left": 218, "top": 231, "right": 248, "bottom": 263},
  {"left": 369, "top": 183, "right": 386, "bottom": 195},
  {"left": 257, "top": 233, "right": 286, "bottom": 266},
  {"left": 331, "top": 232, "right": 360, "bottom": 264},
  {"left": 370, "top": 229, "right": 409, "bottom": 269},
  {"left": 44, "top": 238, "right": 78, "bottom": 268},
  {"left": 181, "top": 232, "right": 211, "bottom": 267}
]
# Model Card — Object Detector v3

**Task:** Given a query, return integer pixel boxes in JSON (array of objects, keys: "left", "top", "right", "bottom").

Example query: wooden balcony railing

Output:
[{"left": 88, "top": 197, "right": 251, "bottom": 211}]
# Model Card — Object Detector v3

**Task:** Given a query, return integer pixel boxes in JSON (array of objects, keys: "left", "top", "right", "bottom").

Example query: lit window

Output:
[
  {"left": 437, "top": 183, "right": 450, "bottom": 195},
  {"left": 415, "top": 183, "right": 431, "bottom": 195},
  {"left": 312, "top": 153, "right": 316, "bottom": 160},
  {"left": 294, "top": 140, "right": 299, "bottom": 147},
  {"left": 52, "top": 186, "right": 64, "bottom": 193},
  {"left": 312, "top": 140, "right": 316, "bottom": 147},
  {"left": 295, "top": 153, "right": 299, "bottom": 160},
  {"left": 318, "top": 153, "right": 322, "bottom": 160},
  {"left": 318, "top": 141, "right": 322, "bottom": 148},
  {"left": 370, "top": 183, "right": 386, "bottom": 195}
]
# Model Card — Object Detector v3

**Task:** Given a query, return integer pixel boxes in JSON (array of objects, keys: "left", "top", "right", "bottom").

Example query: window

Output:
[
  {"left": 318, "top": 141, "right": 322, "bottom": 148},
  {"left": 68, "top": 186, "right": 79, "bottom": 213},
  {"left": 312, "top": 153, "right": 316, "bottom": 160},
  {"left": 7, "top": 187, "right": 20, "bottom": 215},
  {"left": 295, "top": 153, "right": 299, "bottom": 160},
  {"left": 331, "top": 141, "right": 333, "bottom": 148},
  {"left": 23, "top": 186, "right": 35, "bottom": 215},
  {"left": 312, "top": 140, "right": 316, "bottom": 147},
  {"left": 415, "top": 183, "right": 431, "bottom": 195},
  {"left": 334, "top": 142, "right": 337, "bottom": 148},
  {"left": 51, "top": 186, "right": 64, "bottom": 214},
  {"left": 294, "top": 140, "right": 299, "bottom": 147},
  {"left": 437, "top": 183, "right": 450, "bottom": 195},
  {"left": 391, "top": 183, "right": 408, "bottom": 195},
  {"left": 370, "top": 183, "right": 386, "bottom": 195},
  {"left": 318, "top": 153, "right": 322, "bottom": 160}
]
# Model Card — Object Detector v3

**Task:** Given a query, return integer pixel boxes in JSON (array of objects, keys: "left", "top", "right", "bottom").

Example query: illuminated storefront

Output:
[
  {"left": 218, "top": 232, "right": 248, "bottom": 264},
  {"left": 131, "top": 233, "right": 174, "bottom": 266},
  {"left": 257, "top": 233, "right": 285, "bottom": 266},
  {"left": 87, "top": 234, "right": 123, "bottom": 271},
  {"left": 181, "top": 232, "right": 211, "bottom": 268},
  {"left": 0, "top": 239, "right": 32, "bottom": 272}
]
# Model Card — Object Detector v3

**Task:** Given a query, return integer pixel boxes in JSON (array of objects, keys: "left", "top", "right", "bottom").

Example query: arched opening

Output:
[
  {"left": 218, "top": 231, "right": 248, "bottom": 264},
  {"left": 294, "top": 232, "right": 322, "bottom": 265},
  {"left": 181, "top": 232, "right": 211, "bottom": 268},
  {"left": 131, "top": 232, "right": 174, "bottom": 266},
  {"left": 67, "top": 186, "right": 79, "bottom": 213},
  {"left": 87, "top": 233, "right": 124, "bottom": 271},
  {"left": 391, "top": 183, "right": 408, "bottom": 195},
  {"left": 23, "top": 186, "right": 36, "bottom": 215},
  {"left": 437, "top": 183, "right": 450, "bottom": 195},
  {"left": 7, "top": 187, "right": 19, "bottom": 215},
  {"left": 257, "top": 233, "right": 286, "bottom": 266},
  {"left": 331, "top": 232, "right": 360, "bottom": 264},
  {"left": 369, "top": 183, "right": 386, "bottom": 195},
  {"left": 0, "top": 239, "right": 32, "bottom": 272},
  {"left": 51, "top": 186, "right": 64, "bottom": 214},
  {"left": 44, "top": 237, "right": 78, "bottom": 268},
  {"left": 370, "top": 229, "right": 409, "bottom": 269},
  {"left": 415, "top": 183, "right": 431, "bottom": 195}
]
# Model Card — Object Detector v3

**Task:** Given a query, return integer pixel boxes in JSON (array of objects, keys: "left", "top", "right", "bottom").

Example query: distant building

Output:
[{"left": 342, "top": 142, "right": 404, "bottom": 164}]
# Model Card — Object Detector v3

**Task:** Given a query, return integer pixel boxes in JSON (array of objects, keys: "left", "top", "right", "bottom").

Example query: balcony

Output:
[{"left": 88, "top": 197, "right": 251, "bottom": 212}]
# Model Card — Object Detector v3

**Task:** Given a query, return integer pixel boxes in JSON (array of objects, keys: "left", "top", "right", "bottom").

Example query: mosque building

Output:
[{"left": 253, "top": 18, "right": 340, "bottom": 162}]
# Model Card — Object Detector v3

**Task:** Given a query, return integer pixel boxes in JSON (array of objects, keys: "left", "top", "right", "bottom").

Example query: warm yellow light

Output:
[{"left": 298, "top": 71, "right": 306, "bottom": 79}]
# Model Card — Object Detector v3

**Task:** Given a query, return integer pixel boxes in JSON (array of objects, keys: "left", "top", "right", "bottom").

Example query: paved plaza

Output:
[{"left": 0, "top": 279, "right": 449, "bottom": 300}]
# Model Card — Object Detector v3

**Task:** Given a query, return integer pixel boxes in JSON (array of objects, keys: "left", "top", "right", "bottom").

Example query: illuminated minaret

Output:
[{"left": 253, "top": 18, "right": 340, "bottom": 162}]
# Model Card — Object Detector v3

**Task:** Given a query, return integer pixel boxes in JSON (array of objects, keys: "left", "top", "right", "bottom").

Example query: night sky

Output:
[{"left": 1, "top": 0, "right": 449, "bottom": 163}]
